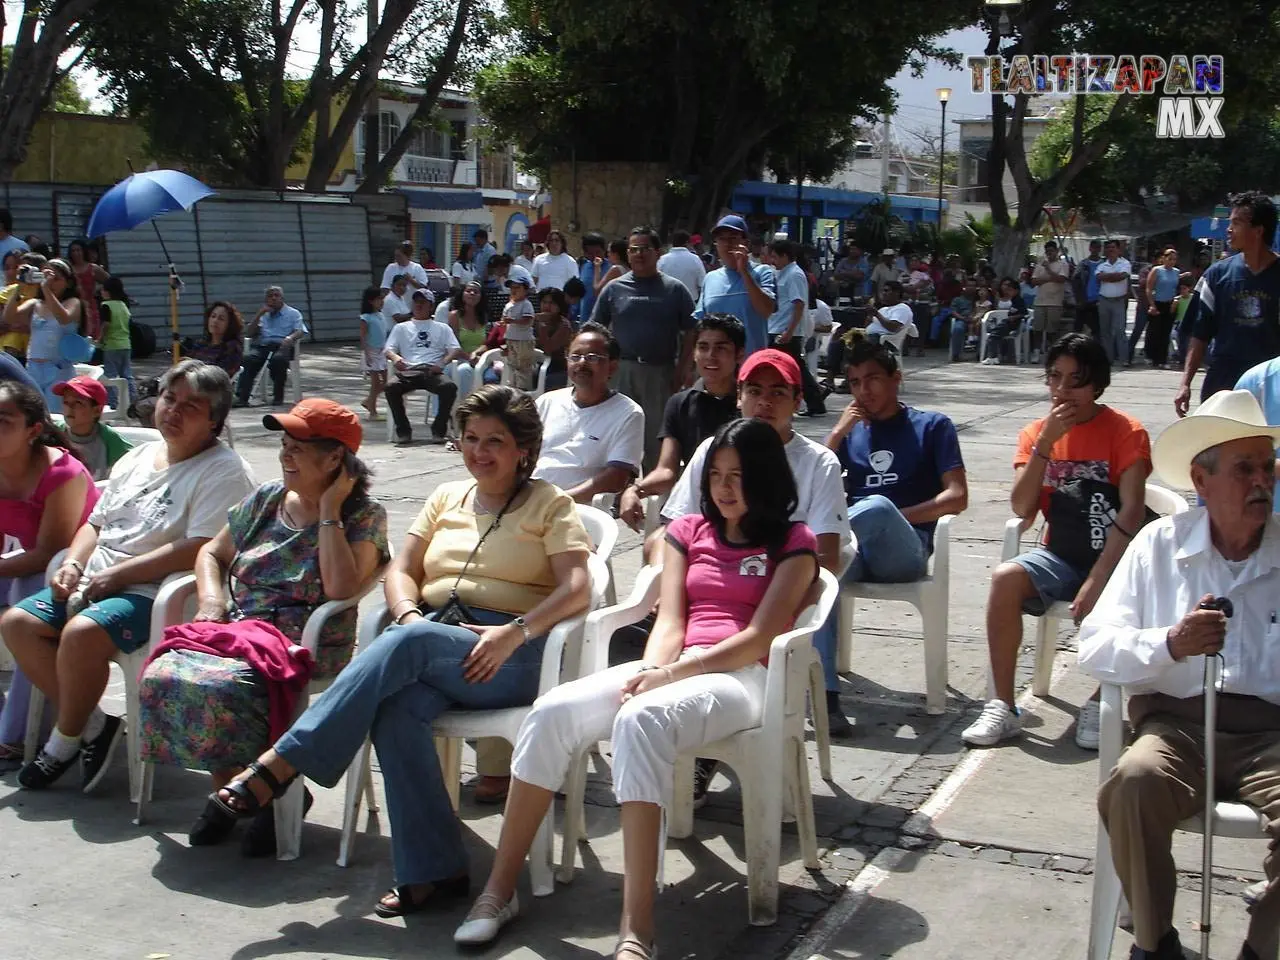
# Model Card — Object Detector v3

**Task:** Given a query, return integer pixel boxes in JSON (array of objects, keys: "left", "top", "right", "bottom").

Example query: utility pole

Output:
[
  {"left": 880, "top": 111, "right": 891, "bottom": 197},
  {"left": 362, "top": 0, "right": 380, "bottom": 188}
]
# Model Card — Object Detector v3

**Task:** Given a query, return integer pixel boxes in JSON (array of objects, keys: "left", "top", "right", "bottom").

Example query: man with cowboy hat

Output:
[{"left": 1078, "top": 388, "right": 1280, "bottom": 960}]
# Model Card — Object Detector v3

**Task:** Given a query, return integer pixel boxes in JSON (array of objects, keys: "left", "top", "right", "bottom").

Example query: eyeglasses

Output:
[
  {"left": 568, "top": 352, "right": 609, "bottom": 365},
  {"left": 627, "top": 245, "right": 654, "bottom": 254}
]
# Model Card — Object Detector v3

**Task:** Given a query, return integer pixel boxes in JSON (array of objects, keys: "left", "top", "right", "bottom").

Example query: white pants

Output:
[{"left": 512, "top": 659, "right": 768, "bottom": 809}]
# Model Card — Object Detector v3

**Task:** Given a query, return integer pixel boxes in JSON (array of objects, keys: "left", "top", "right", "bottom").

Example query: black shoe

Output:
[
  {"left": 232, "top": 398, "right": 251, "bottom": 408},
  {"left": 1128, "top": 928, "right": 1182, "bottom": 959},
  {"left": 241, "top": 786, "right": 314, "bottom": 858},
  {"left": 18, "top": 749, "right": 79, "bottom": 790},
  {"left": 81, "top": 714, "right": 124, "bottom": 793},
  {"left": 692, "top": 759, "right": 720, "bottom": 809},
  {"left": 826, "top": 691, "right": 854, "bottom": 738},
  {"left": 189, "top": 803, "right": 238, "bottom": 846},
  {"left": 393, "top": 432, "right": 412, "bottom": 446}
]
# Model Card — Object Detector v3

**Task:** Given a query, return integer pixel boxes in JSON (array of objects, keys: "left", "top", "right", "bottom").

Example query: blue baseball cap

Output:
[
  {"left": 711, "top": 214, "right": 749, "bottom": 236},
  {"left": 505, "top": 265, "right": 534, "bottom": 288}
]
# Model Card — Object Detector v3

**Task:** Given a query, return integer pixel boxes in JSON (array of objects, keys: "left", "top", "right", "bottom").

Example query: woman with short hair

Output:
[
  {"left": 2, "top": 258, "right": 83, "bottom": 410},
  {"left": 456, "top": 417, "right": 819, "bottom": 959},
  {"left": 199, "top": 385, "right": 593, "bottom": 915},
  {"left": 1, "top": 359, "right": 257, "bottom": 793}
]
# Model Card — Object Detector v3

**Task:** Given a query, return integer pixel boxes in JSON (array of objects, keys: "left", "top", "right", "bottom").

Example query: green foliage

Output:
[{"left": 2, "top": 45, "right": 89, "bottom": 114}]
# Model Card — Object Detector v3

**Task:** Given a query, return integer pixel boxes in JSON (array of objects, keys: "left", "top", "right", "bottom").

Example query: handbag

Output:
[
  {"left": 424, "top": 480, "right": 526, "bottom": 626},
  {"left": 1044, "top": 477, "right": 1157, "bottom": 572}
]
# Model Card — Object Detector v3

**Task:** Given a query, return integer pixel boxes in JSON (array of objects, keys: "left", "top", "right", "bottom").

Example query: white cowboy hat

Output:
[{"left": 1152, "top": 389, "right": 1280, "bottom": 489}]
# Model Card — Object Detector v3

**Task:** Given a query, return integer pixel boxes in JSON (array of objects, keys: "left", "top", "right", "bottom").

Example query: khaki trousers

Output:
[{"left": 1097, "top": 693, "right": 1280, "bottom": 956}]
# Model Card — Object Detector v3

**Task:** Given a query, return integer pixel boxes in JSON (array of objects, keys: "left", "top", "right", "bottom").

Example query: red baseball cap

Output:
[
  {"left": 737, "top": 348, "right": 801, "bottom": 388},
  {"left": 52, "top": 375, "right": 108, "bottom": 407},
  {"left": 263, "top": 398, "right": 363, "bottom": 453}
]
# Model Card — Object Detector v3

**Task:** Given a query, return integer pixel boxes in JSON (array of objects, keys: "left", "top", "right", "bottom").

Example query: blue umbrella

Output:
[
  {"left": 86, "top": 169, "right": 215, "bottom": 364},
  {"left": 86, "top": 169, "right": 215, "bottom": 239}
]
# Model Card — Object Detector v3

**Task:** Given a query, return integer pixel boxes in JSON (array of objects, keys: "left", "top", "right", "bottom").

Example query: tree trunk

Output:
[{"left": 990, "top": 221, "right": 1036, "bottom": 279}]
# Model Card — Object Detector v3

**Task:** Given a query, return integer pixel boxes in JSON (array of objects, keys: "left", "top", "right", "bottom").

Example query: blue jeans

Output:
[
  {"left": 101, "top": 348, "right": 137, "bottom": 407},
  {"left": 949, "top": 316, "right": 971, "bottom": 360},
  {"left": 812, "top": 496, "right": 931, "bottom": 691},
  {"left": 273, "top": 609, "right": 546, "bottom": 886}
]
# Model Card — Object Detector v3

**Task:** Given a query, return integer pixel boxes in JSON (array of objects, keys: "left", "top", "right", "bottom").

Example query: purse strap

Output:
[{"left": 446, "top": 480, "right": 527, "bottom": 598}]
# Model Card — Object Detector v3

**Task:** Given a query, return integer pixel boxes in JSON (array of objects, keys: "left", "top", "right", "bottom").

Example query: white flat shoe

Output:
[{"left": 453, "top": 891, "right": 519, "bottom": 945}]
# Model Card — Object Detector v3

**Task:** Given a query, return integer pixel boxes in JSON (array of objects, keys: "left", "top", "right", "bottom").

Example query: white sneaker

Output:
[
  {"left": 1075, "top": 699, "right": 1101, "bottom": 750},
  {"left": 961, "top": 699, "right": 1022, "bottom": 746},
  {"left": 454, "top": 891, "right": 519, "bottom": 945},
  {"left": 1029, "top": 349, "right": 1041, "bottom": 363},
  {"left": 981, "top": 357, "right": 1001, "bottom": 365}
]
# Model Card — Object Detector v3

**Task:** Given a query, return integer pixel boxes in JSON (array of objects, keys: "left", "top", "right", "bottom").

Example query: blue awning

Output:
[
  {"left": 399, "top": 188, "right": 484, "bottom": 211},
  {"left": 729, "top": 180, "right": 945, "bottom": 224}
]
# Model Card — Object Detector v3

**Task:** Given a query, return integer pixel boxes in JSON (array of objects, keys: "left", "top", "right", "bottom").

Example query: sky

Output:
[{"left": 888, "top": 27, "right": 994, "bottom": 142}]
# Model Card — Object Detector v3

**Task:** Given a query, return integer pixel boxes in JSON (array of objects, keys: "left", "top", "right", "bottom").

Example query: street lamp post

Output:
[{"left": 936, "top": 87, "right": 950, "bottom": 233}]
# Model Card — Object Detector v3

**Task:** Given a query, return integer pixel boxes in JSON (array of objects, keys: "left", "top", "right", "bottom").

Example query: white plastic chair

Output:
[
  {"left": 880, "top": 322, "right": 918, "bottom": 375},
  {"left": 1087, "top": 681, "right": 1268, "bottom": 960},
  {"left": 588, "top": 492, "right": 652, "bottom": 605},
  {"left": 473, "top": 347, "right": 551, "bottom": 398},
  {"left": 336, "top": 553, "right": 611, "bottom": 896},
  {"left": 384, "top": 360, "right": 460, "bottom": 443},
  {"left": 22, "top": 551, "right": 182, "bottom": 809},
  {"left": 132, "top": 566, "right": 387, "bottom": 858},
  {"left": 999, "top": 483, "right": 1189, "bottom": 697},
  {"left": 976, "top": 310, "right": 1019, "bottom": 364},
  {"left": 558, "top": 567, "right": 839, "bottom": 926},
  {"left": 836, "top": 514, "right": 954, "bottom": 715},
  {"left": 72, "top": 363, "right": 129, "bottom": 422},
  {"left": 243, "top": 336, "right": 304, "bottom": 405}
]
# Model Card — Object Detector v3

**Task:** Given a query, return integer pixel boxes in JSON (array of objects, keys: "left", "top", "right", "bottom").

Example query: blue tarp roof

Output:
[
  {"left": 1191, "top": 217, "right": 1280, "bottom": 251},
  {"left": 729, "top": 180, "right": 945, "bottom": 223},
  {"left": 399, "top": 188, "right": 485, "bottom": 211}
]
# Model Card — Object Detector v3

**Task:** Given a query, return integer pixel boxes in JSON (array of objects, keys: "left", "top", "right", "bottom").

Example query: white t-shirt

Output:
[
  {"left": 384, "top": 318, "right": 461, "bottom": 368},
  {"left": 1098, "top": 257, "right": 1132, "bottom": 298},
  {"left": 662, "top": 430, "right": 851, "bottom": 553},
  {"left": 451, "top": 261, "right": 476, "bottom": 286},
  {"left": 810, "top": 299, "right": 833, "bottom": 335},
  {"left": 381, "top": 260, "right": 428, "bottom": 291},
  {"left": 533, "top": 389, "right": 645, "bottom": 492},
  {"left": 657, "top": 247, "right": 706, "bottom": 301},
  {"left": 514, "top": 255, "right": 535, "bottom": 273},
  {"left": 87, "top": 442, "right": 257, "bottom": 599},
  {"left": 434, "top": 299, "right": 452, "bottom": 326},
  {"left": 532, "top": 252, "right": 580, "bottom": 291},
  {"left": 382, "top": 292, "right": 412, "bottom": 325},
  {"left": 866, "top": 301, "right": 913, "bottom": 338}
]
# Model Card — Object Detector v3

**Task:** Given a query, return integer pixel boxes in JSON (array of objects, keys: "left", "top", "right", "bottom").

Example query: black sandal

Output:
[
  {"left": 201, "top": 760, "right": 297, "bottom": 823},
  {"left": 374, "top": 875, "right": 471, "bottom": 918}
]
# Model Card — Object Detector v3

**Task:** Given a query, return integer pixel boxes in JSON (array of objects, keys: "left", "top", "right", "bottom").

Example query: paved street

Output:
[{"left": 1, "top": 342, "right": 1250, "bottom": 960}]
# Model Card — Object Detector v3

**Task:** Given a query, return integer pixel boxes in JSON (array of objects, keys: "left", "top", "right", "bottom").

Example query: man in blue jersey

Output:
[{"left": 1175, "top": 191, "right": 1280, "bottom": 418}]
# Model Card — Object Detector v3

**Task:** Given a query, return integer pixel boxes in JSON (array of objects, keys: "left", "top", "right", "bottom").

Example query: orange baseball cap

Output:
[
  {"left": 263, "top": 398, "right": 363, "bottom": 453},
  {"left": 738, "top": 348, "right": 801, "bottom": 387}
]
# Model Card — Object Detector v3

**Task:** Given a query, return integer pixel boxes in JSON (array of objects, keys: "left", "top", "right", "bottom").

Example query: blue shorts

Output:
[
  {"left": 15, "top": 587, "right": 154, "bottom": 654},
  {"left": 1009, "top": 547, "right": 1088, "bottom": 616}
]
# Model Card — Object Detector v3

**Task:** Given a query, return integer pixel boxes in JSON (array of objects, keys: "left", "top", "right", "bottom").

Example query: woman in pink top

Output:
[
  {"left": 456, "top": 417, "right": 818, "bottom": 958},
  {"left": 0, "top": 379, "right": 98, "bottom": 767}
]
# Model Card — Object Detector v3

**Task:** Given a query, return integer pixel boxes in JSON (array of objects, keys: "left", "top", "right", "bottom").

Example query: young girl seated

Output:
[{"left": 454, "top": 416, "right": 819, "bottom": 959}]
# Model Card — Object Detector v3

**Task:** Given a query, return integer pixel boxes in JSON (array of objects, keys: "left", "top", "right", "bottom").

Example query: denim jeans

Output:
[
  {"left": 101, "top": 348, "right": 137, "bottom": 407},
  {"left": 273, "top": 608, "right": 546, "bottom": 886},
  {"left": 812, "top": 496, "right": 931, "bottom": 691},
  {"left": 949, "top": 317, "right": 970, "bottom": 360}
]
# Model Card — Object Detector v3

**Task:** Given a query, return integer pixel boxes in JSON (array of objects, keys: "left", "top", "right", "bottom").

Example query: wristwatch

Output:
[{"left": 513, "top": 616, "right": 532, "bottom": 642}]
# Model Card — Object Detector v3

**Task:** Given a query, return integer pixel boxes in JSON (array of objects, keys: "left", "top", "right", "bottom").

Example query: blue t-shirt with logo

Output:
[
  {"left": 1190, "top": 253, "right": 1280, "bottom": 392},
  {"left": 695, "top": 263, "right": 777, "bottom": 355},
  {"left": 835, "top": 405, "right": 964, "bottom": 550}
]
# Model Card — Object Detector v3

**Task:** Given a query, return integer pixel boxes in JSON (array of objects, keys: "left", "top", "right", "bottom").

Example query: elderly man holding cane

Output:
[{"left": 1079, "top": 388, "right": 1280, "bottom": 960}]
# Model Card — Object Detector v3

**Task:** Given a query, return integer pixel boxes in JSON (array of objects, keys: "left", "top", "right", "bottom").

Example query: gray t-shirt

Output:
[
  {"left": 590, "top": 272, "right": 695, "bottom": 364},
  {"left": 67, "top": 429, "right": 108, "bottom": 481}
]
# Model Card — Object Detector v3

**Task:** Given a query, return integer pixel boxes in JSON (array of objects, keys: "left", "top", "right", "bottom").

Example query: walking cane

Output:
[{"left": 1196, "top": 596, "right": 1233, "bottom": 960}]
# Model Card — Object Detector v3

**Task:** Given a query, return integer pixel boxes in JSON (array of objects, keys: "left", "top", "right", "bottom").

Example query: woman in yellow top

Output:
[{"left": 201, "top": 384, "right": 593, "bottom": 913}]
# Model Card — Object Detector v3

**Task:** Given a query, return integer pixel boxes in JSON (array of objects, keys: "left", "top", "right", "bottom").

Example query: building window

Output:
[
  {"left": 357, "top": 111, "right": 402, "bottom": 157},
  {"left": 450, "top": 120, "right": 469, "bottom": 161}
]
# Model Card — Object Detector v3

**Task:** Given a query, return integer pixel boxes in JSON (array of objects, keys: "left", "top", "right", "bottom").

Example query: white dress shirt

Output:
[
  {"left": 1097, "top": 257, "right": 1132, "bottom": 298},
  {"left": 657, "top": 246, "right": 706, "bottom": 301},
  {"left": 1078, "top": 509, "right": 1280, "bottom": 704}
]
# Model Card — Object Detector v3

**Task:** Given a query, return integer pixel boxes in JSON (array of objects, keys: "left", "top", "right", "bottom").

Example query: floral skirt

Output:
[{"left": 138, "top": 649, "right": 270, "bottom": 770}]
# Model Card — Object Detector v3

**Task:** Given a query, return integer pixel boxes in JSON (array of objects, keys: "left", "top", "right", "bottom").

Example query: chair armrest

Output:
[
  {"left": 299, "top": 567, "right": 386, "bottom": 657},
  {"left": 1098, "top": 682, "right": 1125, "bottom": 785},
  {"left": 761, "top": 568, "right": 839, "bottom": 732},
  {"left": 1001, "top": 516, "right": 1025, "bottom": 563},
  {"left": 579, "top": 564, "right": 663, "bottom": 677},
  {"left": 932, "top": 514, "right": 953, "bottom": 582},
  {"left": 147, "top": 573, "right": 199, "bottom": 654}
]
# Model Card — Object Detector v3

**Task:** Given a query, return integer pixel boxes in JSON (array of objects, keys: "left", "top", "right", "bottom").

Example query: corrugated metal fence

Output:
[{"left": 0, "top": 182, "right": 385, "bottom": 342}]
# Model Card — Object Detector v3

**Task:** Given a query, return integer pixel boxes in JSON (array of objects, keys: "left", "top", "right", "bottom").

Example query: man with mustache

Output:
[{"left": 1079, "top": 389, "right": 1280, "bottom": 960}]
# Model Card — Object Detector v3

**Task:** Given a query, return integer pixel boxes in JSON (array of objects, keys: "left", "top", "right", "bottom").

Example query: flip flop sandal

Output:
[
  {"left": 374, "top": 875, "right": 471, "bottom": 918},
  {"left": 615, "top": 936, "right": 657, "bottom": 959},
  {"left": 203, "top": 759, "right": 297, "bottom": 823}
]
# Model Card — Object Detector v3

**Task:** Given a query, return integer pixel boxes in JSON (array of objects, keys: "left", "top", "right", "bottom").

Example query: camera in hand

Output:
[
  {"left": 16, "top": 264, "right": 42, "bottom": 285},
  {"left": 1198, "top": 596, "right": 1234, "bottom": 618}
]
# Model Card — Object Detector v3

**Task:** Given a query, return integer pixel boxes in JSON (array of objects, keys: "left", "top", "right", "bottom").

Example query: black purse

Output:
[
  {"left": 1045, "top": 477, "right": 1157, "bottom": 572},
  {"left": 425, "top": 481, "right": 525, "bottom": 626}
]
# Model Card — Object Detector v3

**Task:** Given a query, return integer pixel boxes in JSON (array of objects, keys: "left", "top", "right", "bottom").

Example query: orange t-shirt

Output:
[{"left": 1014, "top": 405, "right": 1151, "bottom": 529}]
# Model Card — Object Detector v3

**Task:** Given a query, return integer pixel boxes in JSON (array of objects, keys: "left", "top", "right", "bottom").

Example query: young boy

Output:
[
  {"left": 563, "top": 275, "right": 586, "bottom": 325},
  {"left": 501, "top": 267, "right": 537, "bottom": 390},
  {"left": 1171, "top": 277, "right": 1194, "bottom": 365},
  {"left": 948, "top": 284, "right": 975, "bottom": 361},
  {"left": 52, "top": 376, "right": 132, "bottom": 481}
]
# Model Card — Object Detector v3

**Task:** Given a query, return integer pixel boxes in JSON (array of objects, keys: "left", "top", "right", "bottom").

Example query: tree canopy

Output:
[{"left": 476, "top": 0, "right": 972, "bottom": 230}]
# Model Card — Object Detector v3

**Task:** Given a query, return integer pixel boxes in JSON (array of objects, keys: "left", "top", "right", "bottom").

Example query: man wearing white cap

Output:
[
  {"left": 870, "top": 248, "right": 899, "bottom": 304},
  {"left": 1078, "top": 388, "right": 1280, "bottom": 960}
]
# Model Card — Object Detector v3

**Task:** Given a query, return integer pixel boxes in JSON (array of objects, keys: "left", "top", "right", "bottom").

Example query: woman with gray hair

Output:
[{"left": 1, "top": 359, "right": 257, "bottom": 793}]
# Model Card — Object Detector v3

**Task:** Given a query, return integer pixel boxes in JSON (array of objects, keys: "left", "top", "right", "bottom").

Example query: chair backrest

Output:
[
  {"left": 1145, "top": 482, "right": 1189, "bottom": 516},
  {"left": 576, "top": 503, "right": 618, "bottom": 562},
  {"left": 540, "top": 553, "right": 612, "bottom": 693}
]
